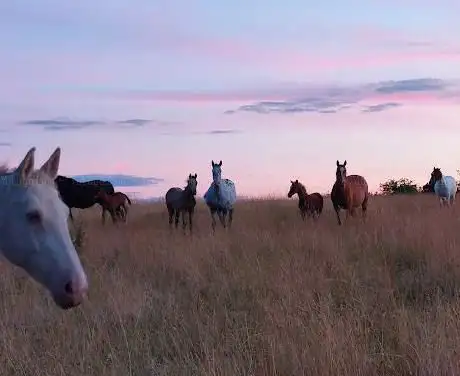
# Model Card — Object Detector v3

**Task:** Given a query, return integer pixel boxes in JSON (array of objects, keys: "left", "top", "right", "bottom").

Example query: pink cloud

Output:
[{"left": 149, "top": 24, "right": 460, "bottom": 74}]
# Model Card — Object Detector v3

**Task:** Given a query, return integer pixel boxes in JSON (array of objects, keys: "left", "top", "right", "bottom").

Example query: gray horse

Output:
[{"left": 165, "top": 174, "right": 198, "bottom": 232}]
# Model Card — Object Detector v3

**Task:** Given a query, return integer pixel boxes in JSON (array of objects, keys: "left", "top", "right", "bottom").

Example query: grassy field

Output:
[{"left": 1, "top": 194, "right": 460, "bottom": 375}]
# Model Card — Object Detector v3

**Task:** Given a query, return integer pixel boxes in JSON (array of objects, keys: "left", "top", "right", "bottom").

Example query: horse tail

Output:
[{"left": 122, "top": 193, "right": 132, "bottom": 205}]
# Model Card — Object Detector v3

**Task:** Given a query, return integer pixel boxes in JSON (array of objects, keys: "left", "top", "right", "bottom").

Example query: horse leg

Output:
[
  {"left": 228, "top": 209, "right": 233, "bottom": 228},
  {"left": 109, "top": 208, "right": 117, "bottom": 224},
  {"left": 210, "top": 208, "right": 217, "bottom": 232},
  {"left": 334, "top": 204, "right": 342, "bottom": 226},
  {"left": 122, "top": 204, "right": 128, "bottom": 223},
  {"left": 218, "top": 209, "right": 226, "bottom": 228},
  {"left": 313, "top": 210, "right": 320, "bottom": 221},
  {"left": 181, "top": 211, "right": 187, "bottom": 233},
  {"left": 188, "top": 210, "right": 193, "bottom": 233},
  {"left": 300, "top": 209, "right": 306, "bottom": 221},
  {"left": 167, "top": 206, "right": 174, "bottom": 229},
  {"left": 223, "top": 210, "right": 228, "bottom": 228},
  {"left": 361, "top": 196, "right": 368, "bottom": 222},
  {"left": 174, "top": 210, "right": 180, "bottom": 229}
]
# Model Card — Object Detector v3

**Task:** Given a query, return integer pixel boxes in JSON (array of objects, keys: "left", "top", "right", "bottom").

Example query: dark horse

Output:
[
  {"left": 287, "top": 179, "right": 323, "bottom": 220},
  {"left": 165, "top": 173, "right": 197, "bottom": 233},
  {"left": 331, "top": 160, "right": 369, "bottom": 225},
  {"left": 95, "top": 191, "right": 132, "bottom": 224},
  {"left": 54, "top": 175, "right": 118, "bottom": 221}
]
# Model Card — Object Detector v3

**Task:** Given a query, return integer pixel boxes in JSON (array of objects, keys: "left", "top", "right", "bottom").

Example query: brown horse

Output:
[
  {"left": 95, "top": 191, "right": 132, "bottom": 224},
  {"left": 165, "top": 173, "right": 198, "bottom": 233},
  {"left": 331, "top": 160, "right": 368, "bottom": 225},
  {"left": 287, "top": 179, "right": 323, "bottom": 220}
]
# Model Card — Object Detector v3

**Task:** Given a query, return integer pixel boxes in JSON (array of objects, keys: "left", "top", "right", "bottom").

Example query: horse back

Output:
[
  {"left": 204, "top": 181, "right": 236, "bottom": 209},
  {"left": 165, "top": 187, "right": 184, "bottom": 207},
  {"left": 331, "top": 175, "right": 368, "bottom": 209},
  {"left": 345, "top": 175, "right": 368, "bottom": 207},
  {"left": 55, "top": 179, "right": 101, "bottom": 209},
  {"left": 307, "top": 193, "right": 324, "bottom": 213},
  {"left": 435, "top": 176, "right": 457, "bottom": 197}
]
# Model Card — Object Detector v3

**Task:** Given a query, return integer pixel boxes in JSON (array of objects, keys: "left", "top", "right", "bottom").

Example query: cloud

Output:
[
  {"left": 374, "top": 78, "right": 447, "bottom": 94},
  {"left": 206, "top": 129, "right": 241, "bottom": 135},
  {"left": 362, "top": 102, "right": 402, "bottom": 113},
  {"left": 116, "top": 119, "right": 153, "bottom": 127},
  {"left": 0, "top": 142, "right": 11, "bottom": 147},
  {"left": 70, "top": 174, "right": 163, "bottom": 187},
  {"left": 19, "top": 117, "right": 178, "bottom": 131},
  {"left": 21, "top": 118, "right": 105, "bottom": 131},
  {"left": 224, "top": 77, "right": 459, "bottom": 115}
]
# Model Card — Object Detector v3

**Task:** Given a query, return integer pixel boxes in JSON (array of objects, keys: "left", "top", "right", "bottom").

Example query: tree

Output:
[{"left": 379, "top": 178, "right": 419, "bottom": 195}]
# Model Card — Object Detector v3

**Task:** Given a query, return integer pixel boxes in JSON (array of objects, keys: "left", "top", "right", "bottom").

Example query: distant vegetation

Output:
[{"left": 379, "top": 178, "right": 420, "bottom": 195}]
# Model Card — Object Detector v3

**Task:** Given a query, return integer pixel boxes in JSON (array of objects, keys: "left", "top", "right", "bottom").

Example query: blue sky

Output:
[{"left": 1, "top": 0, "right": 459, "bottom": 198}]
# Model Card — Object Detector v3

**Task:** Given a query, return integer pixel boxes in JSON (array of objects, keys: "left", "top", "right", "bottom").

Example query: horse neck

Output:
[
  {"left": 212, "top": 170, "right": 222, "bottom": 185},
  {"left": 336, "top": 175, "right": 346, "bottom": 187},
  {"left": 296, "top": 184, "right": 308, "bottom": 202},
  {"left": 183, "top": 185, "right": 195, "bottom": 198}
]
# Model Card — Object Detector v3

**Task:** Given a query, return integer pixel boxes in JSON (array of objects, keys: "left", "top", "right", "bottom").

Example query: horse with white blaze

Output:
[{"left": 0, "top": 147, "right": 88, "bottom": 310}]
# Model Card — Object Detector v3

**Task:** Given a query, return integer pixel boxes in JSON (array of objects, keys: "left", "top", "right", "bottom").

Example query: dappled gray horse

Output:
[
  {"left": 165, "top": 173, "right": 198, "bottom": 232},
  {"left": 204, "top": 160, "right": 236, "bottom": 231}
]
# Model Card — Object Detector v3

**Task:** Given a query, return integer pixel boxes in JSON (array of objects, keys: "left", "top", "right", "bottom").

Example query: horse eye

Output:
[{"left": 26, "top": 210, "right": 42, "bottom": 224}]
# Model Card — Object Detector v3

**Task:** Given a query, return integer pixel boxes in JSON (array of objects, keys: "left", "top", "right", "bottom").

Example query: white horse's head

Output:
[
  {"left": 211, "top": 160, "right": 222, "bottom": 184},
  {"left": 0, "top": 147, "right": 88, "bottom": 309}
]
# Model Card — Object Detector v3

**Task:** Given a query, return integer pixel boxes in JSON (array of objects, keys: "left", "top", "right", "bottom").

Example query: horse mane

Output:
[
  {"left": 297, "top": 182, "right": 308, "bottom": 197},
  {"left": 0, "top": 163, "right": 54, "bottom": 186}
]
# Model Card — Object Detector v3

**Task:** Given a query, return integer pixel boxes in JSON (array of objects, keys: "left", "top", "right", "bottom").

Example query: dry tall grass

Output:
[{"left": 1, "top": 194, "right": 460, "bottom": 375}]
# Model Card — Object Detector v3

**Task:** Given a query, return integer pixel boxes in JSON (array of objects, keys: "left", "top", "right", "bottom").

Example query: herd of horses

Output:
[{"left": 0, "top": 146, "right": 457, "bottom": 311}]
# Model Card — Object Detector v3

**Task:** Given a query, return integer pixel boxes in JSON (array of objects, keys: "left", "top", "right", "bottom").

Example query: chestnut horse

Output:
[
  {"left": 95, "top": 191, "right": 132, "bottom": 224},
  {"left": 331, "top": 160, "right": 369, "bottom": 225},
  {"left": 287, "top": 179, "right": 323, "bottom": 220}
]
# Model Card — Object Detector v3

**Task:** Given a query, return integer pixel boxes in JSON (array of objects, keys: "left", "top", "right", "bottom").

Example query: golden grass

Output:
[{"left": 2, "top": 194, "right": 460, "bottom": 375}]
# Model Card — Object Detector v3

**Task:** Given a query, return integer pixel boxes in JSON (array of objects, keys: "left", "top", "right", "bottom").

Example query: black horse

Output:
[{"left": 54, "top": 175, "right": 120, "bottom": 221}]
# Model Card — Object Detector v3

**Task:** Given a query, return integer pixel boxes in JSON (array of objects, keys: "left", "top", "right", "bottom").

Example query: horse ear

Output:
[
  {"left": 218, "top": 160, "right": 222, "bottom": 166},
  {"left": 336, "top": 160, "right": 339, "bottom": 167},
  {"left": 15, "top": 147, "right": 36, "bottom": 184},
  {"left": 39, "top": 147, "right": 61, "bottom": 179},
  {"left": 194, "top": 173, "right": 197, "bottom": 178},
  {"left": 211, "top": 160, "right": 215, "bottom": 167},
  {"left": 344, "top": 160, "right": 347, "bottom": 166},
  {"left": 290, "top": 180, "right": 294, "bottom": 184},
  {"left": 295, "top": 179, "right": 298, "bottom": 183}
]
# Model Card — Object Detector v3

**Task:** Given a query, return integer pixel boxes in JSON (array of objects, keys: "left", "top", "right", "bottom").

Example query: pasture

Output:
[{"left": 1, "top": 194, "right": 460, "bottom": 375}]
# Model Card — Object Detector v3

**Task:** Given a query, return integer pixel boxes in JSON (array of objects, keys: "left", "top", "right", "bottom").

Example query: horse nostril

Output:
[{"left": 64, "top": 281, "right": 73, "bottom": 295}]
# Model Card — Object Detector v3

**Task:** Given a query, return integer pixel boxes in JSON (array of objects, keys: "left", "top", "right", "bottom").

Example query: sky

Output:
[{"left": 1, "top": 0, "right": 460, "bottom": 198}]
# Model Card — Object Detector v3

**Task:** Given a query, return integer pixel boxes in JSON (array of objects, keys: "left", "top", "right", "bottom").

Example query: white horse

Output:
[
  {"left": 430, "top": 167, "right": 457, "bottom": 207},
  {"left": 203, "top": 160, "right": 236, "bottom": 231},
  {"left": 0, "top": 147, "right": 88, "bottom": 309}
]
